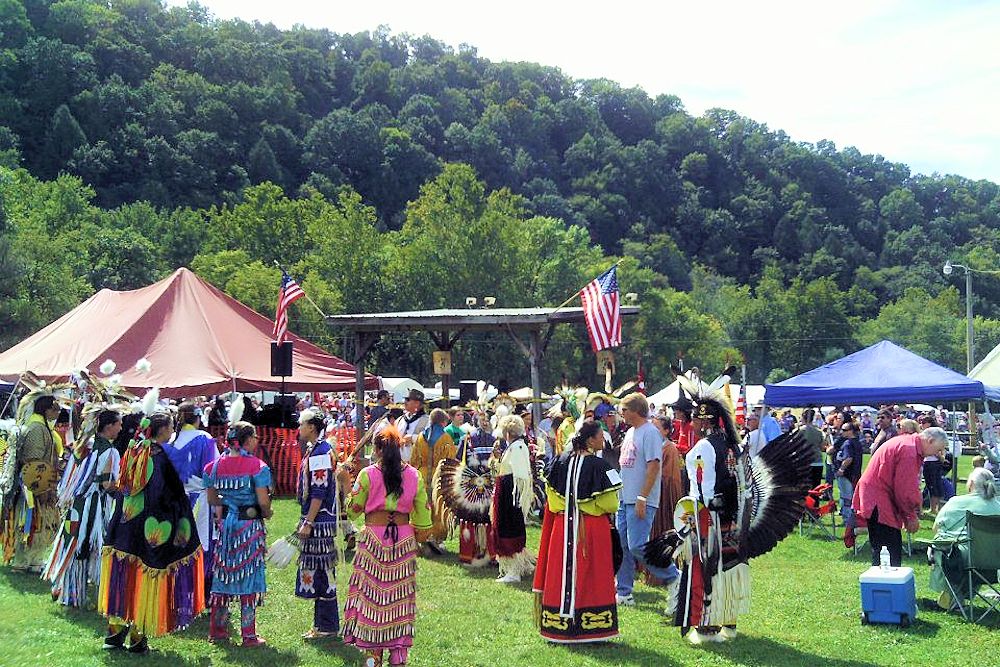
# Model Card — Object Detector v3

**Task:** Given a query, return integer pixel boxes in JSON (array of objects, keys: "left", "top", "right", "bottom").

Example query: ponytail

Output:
[
  {"left": 375, "top": 426, "right": 404, "bottom": 498},
  {"left": 571, "top": 420, "right": 603, "bottom": 452}
]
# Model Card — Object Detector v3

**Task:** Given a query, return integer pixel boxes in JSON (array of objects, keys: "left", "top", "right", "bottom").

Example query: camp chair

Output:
[
  {"left": 799, "top": 483, "right": 839, "bottom": 540},
  {"left": 965, "top": 512, "right": 1000, "bottom": 622}
]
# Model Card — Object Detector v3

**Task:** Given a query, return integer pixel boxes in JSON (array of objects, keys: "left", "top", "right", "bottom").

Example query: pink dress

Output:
[{"left": 342, "top": 464, "right": 432, "bottom": 665}]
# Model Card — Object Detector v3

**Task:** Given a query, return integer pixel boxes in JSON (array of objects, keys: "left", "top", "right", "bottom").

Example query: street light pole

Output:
[
  {"left": 965, "top": 268, "right": 974, "bottom": 374},
  {"left": 944, "top": 259, "right": 977, "bottom": 486}
]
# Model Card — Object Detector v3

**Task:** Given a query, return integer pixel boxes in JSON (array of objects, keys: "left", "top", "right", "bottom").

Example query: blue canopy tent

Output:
[{"left": 764, "top": 340, "right": 1000, "bottom": 407}]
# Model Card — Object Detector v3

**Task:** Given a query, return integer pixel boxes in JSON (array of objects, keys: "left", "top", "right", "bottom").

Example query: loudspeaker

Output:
[
  {"left": 271, "top": 341, "right": 293, "bottom": 376},
  {"left": 459, "top": 380, "right": 477, "bottom": 404}
]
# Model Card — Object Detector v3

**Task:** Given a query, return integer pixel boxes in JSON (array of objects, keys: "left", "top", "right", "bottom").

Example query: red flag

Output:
[
  {"left": 273, "top": 269, "right": 305, "bottom": 345},
  {"left": 580, "top": 266, "right": 621, "bottom": 352}
]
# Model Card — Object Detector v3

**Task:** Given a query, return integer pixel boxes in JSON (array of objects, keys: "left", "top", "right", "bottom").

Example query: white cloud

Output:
[{"left": 166, "top": 0, "right": 1000, "bottom": 181}]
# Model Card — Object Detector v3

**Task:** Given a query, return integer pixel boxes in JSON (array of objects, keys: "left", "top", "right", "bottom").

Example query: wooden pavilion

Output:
[{"left": 326, "top": 306, "right": 640, "bottom": 433}]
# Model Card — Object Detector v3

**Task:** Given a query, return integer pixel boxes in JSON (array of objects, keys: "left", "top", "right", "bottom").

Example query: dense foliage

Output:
[{"left": 2, "top": 0, "right": 1000, "bottom": 387}]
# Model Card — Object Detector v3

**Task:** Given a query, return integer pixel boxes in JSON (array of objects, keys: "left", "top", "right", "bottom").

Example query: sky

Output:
[{"left": 169, "top": 0, "right": 1000, "bottom": 183}]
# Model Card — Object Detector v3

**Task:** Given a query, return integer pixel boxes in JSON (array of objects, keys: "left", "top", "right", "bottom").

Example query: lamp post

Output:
[{"left": 943, "top": 260, "right": 974, "bottom": 373}]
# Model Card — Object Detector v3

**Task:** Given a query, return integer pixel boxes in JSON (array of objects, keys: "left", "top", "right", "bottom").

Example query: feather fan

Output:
[
  {"left": 433, "top": 457, "right": 492, "bottom": 525},
  {"left": 738, "top": 429, "right": 813, "bottom": 560}
]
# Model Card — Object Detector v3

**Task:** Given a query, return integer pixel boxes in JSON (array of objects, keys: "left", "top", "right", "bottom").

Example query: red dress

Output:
[{"left": 533, "top": 452, "right": 621, "bottom": 643}]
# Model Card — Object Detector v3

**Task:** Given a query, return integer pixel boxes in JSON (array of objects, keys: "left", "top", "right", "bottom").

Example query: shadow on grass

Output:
[
  {"left": 562, "top": 637, "right": 682, "bottom": 667},
  {"left": 0, "top": 566, "right": 54, "bottom": 597},
  {"left": 309, "top": 635, "right": 371, "bottom": 664},
  {"left": 703, "top": 635, "right": 881, "bottom": 667}
]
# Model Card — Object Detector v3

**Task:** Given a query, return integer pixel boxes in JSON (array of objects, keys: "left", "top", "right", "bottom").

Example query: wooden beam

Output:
[
  {"left": 529, "top": 329, "right": 543, "bottom": 429},
  {"left": 353, "top": 331, "right": 380, "bottom": 437},
  {"left": 504, "top": 323, "right": 531, "bottom": 359}
]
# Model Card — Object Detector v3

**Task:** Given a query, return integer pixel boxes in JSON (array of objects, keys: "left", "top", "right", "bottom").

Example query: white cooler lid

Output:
[{"left": 859, "top": 566, "right": 914, "bottom": 583}]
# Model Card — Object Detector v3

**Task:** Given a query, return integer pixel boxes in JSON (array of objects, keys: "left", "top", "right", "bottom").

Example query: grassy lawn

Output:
[{"left": 0, "top": 473, "right": 994, "bottom": 667}]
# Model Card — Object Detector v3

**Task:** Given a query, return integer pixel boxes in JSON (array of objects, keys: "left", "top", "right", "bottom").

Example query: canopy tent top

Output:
[
  {"left": 764, "top": 340, "right": 1000, "bottom": 407},
  {"left": 0, "top": 268, "right": 378, "bottom": 397}
]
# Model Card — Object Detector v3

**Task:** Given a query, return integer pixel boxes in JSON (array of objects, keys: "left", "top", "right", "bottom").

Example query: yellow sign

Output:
[
  {"left": 596, "top": 350, "right": 615, "bottom": 375},
  {"left": 433, "top": 351, "right": 452, "bottom": 375}
]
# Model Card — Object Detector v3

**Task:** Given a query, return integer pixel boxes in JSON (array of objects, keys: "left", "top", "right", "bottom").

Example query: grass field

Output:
[{"left": 0, "top": 459, "right": 993, "bottom": 667}]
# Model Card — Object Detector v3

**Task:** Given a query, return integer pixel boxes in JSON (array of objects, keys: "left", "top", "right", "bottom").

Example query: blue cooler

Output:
[{"left": 859, "top": 566, "right": 917, "bottom": 627}]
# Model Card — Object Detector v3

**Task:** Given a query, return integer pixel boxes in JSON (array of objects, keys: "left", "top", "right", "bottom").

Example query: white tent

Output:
[
  {"left": 381, "top": 377, "right": 424, "bottom": 403},
  {"left": 647, "top": 379, "right": 765, "bottom": 409},
  {"left": 509, "top": 386, "right": 551, "bottom": 401},
  {"left": 971, "top": 342, "right": 1000, "bottom": 388}
]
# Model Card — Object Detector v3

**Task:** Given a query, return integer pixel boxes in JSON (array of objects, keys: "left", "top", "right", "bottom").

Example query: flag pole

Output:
[
  {"left": 551, "top": 258, "right": 624, "bottom": 314},
  {"left": 274, "top": 261, "right": 327, "bottom": 318}
]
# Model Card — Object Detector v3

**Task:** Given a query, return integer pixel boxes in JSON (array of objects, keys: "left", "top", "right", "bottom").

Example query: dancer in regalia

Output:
[
  {"left": 165, "top": 401, "right": 220, "bottom": 586},
  {"left": 98, "top": 407, "right": 205, "bottom": 653},
  {"left": 339, "top": 425, "right": 432, "bottom": 667},
  {"left": 1, "top": 375, "right": 72, "bottom": 571},
  {"left": 489, "top": 415, "right": 536, "bottom": 583},
  {"left": 534, "top": 421, "right": 622, "bottom": 643},
  {"left": 644, "top": 369, "right": 812, "bottom": 644},
  {"left": 295, "top": 409, "right": 340, "bottom": 639},
  {"left": 204, "top": 420, "right": 272, "bottom": 646},
  {"left": 409, "top": 408, "right": 456, "bottom": 554},
  {"left": 43, "top": 406, "right": 123, "bottom": 607},
  {"left": 435, "top": 411, "right": 494, "bottom": 566}
]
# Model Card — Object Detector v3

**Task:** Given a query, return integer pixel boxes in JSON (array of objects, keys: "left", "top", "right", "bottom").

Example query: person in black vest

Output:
[{"left": 394, "top": 389, "right": 428, "bottom": 463}]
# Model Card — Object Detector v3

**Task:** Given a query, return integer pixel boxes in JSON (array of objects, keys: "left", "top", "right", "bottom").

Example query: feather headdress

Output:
[
  {"left": 546, "top": 385, "right": 589, "bottom": 420},
  {"left": 672, "top": 365, "right": 740, "bottom": 446},
  {"left": 15, "top": 372, "right": 75, "bottom": 425}
]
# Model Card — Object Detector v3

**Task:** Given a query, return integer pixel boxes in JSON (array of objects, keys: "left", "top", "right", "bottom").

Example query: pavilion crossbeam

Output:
[{"left": 328, "top": 306, "right": 640, "bottom": 438}]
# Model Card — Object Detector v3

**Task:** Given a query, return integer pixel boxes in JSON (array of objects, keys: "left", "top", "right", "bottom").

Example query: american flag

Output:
[
  {"left": 580, "top": 266, "right": 621, "bottom": 352},
  {"left": 273, "top": 270, "right": 305, "bottom": 345},
  {"left": 734, "top": 385, "right": 747, "bottom": 426}
]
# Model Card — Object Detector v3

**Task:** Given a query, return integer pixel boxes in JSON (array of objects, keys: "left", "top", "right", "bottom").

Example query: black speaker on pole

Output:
[{"left": 270, "top": 341, "right": 293, "bottom": 376}]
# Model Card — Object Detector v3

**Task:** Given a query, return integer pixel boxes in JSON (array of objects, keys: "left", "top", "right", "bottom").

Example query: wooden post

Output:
[
  {"left": 354, "top": 331, "right": 366, "bottom": 437},
  {"left": 529, "top": 329, "right": 543, "bottom": 428}
]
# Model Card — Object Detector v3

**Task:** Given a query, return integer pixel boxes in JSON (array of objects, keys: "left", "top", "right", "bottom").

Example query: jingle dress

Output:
[
  {"left": 203, "top": 452, "right": 271, "bottom": 641},
  {"left": 343, "top": 464, "right": 432, "bottom": 665},
  {"left": 296, "top": 437, "right": 340, "bottom": 633},
  {"left": 534, "top": 451, "right": 621, "bottom": 643}
]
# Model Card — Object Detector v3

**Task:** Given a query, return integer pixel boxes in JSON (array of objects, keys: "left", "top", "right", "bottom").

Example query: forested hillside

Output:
[{"left": 2, "top": 0, "right": 999, "bottom": 386}]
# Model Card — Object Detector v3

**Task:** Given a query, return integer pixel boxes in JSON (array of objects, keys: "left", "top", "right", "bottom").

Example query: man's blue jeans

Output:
[
  {"left": 616, "top": 503, "right": 679, "bottom": 597},
  {"left": 836, "top": 476, "right": 855, "bottom": 530}
]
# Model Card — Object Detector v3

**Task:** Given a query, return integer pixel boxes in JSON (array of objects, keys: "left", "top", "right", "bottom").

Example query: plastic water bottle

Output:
[{"left": 879, "top": 546, "right": 891, "bottom": 571}]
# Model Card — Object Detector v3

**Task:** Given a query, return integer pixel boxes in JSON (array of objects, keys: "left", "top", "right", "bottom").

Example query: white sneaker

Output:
[
  {"left": 615, "top": 594, "right": 635, "bottom": 607},
  {"left": 664, "top": 579, "right": 679, "bottom": 616},
  {"left": 720, "top": 626, "right": 737, "bottom": 640},
  {"left": 496, "top": 572, "right": 521, "bottom": 584},
  {"left": 688, "top": 629, "right": 725, "bottom": 644}
]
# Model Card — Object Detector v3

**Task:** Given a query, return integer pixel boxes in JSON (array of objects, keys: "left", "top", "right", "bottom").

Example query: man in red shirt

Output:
[
  {"left": 670, "top": 394, "right": 694, "bottom": 456},
  {"left": 853, "top": 427, "right": 948, "bottom": 566}
]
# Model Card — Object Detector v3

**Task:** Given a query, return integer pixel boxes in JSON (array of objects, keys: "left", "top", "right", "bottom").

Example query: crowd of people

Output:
[{"left": 14, "top": 365, "right": 997, "bottom": 662}]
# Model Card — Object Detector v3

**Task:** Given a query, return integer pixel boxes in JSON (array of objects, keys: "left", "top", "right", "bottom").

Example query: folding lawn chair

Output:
[
  {"left": 965, "top": 512, "right": 1000, "bottom": 622},
  {"left": 799, "top": 483, "right": 839, "bottom": 540}
]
